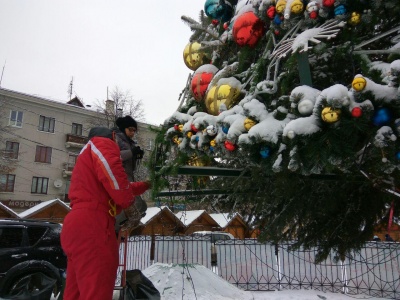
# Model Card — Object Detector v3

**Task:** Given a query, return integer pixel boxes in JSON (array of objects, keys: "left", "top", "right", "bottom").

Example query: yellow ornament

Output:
[
  {"left": 183, "top": 42, "right": 209, "bottom": 71},
  {"left": 276, "top": 0, "right": 287, "bottom": 14},
  {"left": 187, "top": 155, "right": 206, "bottom": 167},
  {"left": 210, "top": 139, "right": 216, "bottom": 147},
  {"left": 291, "top": 0, "right": 304, "bottom": 14},
  {"left": 187, "top": 132, "right": 193, "bottom": 138},
  {"left": 172, "top": 135, "right": 181, "bottom": 145},
  {"left": 205, "top": 78, "right": 242, "bottom": 116},
  {"left": 348, "top": 12, "right": 361, "bottom": 26},
  {"left": 244, "top": 118, "right": 256, "bottom": 131},
  {"left": 178, "top": 124, "right": 183, "bottom": 132},
  {"left": 352, "top": 76, "right": 367, "bottom": 92},
  {"left": 321, "top": 107, "right": 341, "bottom": 123}
]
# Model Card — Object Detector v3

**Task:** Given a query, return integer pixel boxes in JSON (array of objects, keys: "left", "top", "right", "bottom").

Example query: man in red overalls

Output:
[{"left": 61, "top": 127, "right": 150, "bottom": 300}]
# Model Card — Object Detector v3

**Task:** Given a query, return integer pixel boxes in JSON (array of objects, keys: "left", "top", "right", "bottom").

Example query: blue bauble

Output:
[
  {"left": 372, "top": 107, "right": 392, "bottom": 126},
  {"left": 334, "top": 5, "right": 346, "bottom": 16},
  {"left": 195, "top": 136, "right": 200, "bottom": 142},
  {"left": 210, "top": 146, "right": 214, "bottom": 152},
  {"left": 204, "top": 0, "right": 233, "bottom": 23},
  {"left": 260, "top": 146, "right": 271, "bottom": 158},
  {"left": 396, "top": 151, "right": 400, "bottom": 160},
  {"left": 222, "top": 126, "right": 229, "bottom": 134},
  {"left": 273, "top": 15, "right": 282, "bottom": 25}
]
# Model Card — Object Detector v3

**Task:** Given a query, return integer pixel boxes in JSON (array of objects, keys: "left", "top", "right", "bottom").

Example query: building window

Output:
[
  {"left": 67, "top": 154, "right": 78, "bottom": 171},
  {"left": 146, "top": 138, "right": 153, "bottom": 151},
  {"left": 38, "top": 115, "right": 55, "bottom": 133},
  {"left": 5, "top": 141, "right": 19, "bottom": 159},
  {"left": 31, "top": 177, "right": 48, "bottom": 194},
  {"left": 0, "top": 174, "right": 15, "bottom": 192},
  {"left": 35, "top": 146, "right": 52, "bottom": 163},
  {"left": 9, "top": 110, "right": 23, "bottom": 127},
  {"left": 72, "top": 123, "right": 83, "bottom": 136}
]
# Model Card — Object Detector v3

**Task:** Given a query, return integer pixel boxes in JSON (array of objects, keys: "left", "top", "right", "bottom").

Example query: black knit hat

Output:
[
  {"left": 88, "top": 127, "right": 113, "bottom": 140},
  {"left": 116, "top": 115, "right": 137, "bottom": 132}
]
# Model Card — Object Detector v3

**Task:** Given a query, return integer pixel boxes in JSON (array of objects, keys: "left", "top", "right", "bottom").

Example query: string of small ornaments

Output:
[{"left": 172, "top": 0, "right": 400, "bottom": 164}]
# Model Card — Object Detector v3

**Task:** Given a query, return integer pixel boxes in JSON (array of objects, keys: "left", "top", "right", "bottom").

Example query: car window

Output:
[
  {"left": 0, "top": 227, "right": 24, "bottom": 248},
  {"left": 27, "top": 226, "right": 47, "bottom": 246}
]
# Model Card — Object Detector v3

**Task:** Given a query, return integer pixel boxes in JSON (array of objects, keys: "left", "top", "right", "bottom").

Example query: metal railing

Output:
[{"left": 116, "top": 236, "right": 400, "bottom": 299}]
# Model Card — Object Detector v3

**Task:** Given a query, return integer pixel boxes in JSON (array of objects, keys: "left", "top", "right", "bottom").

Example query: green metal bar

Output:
[
  {"left": 154, "top": 166, "right": 250, "bottom": 177},
  {"left": 156, "top": 189, "right": 239, "bottom": 197},
  {"left": 297, "top": 52, "right": 313, "bottom": 87}
]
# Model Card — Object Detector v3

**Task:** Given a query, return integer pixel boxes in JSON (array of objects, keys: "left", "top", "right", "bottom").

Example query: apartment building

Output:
[{"left": 0, "top": 88, "right": 157, "bottom": 212}]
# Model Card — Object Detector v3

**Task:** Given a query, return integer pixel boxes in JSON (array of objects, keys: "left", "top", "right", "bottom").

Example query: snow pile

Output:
[{"left": 142, "top": 263, "right": 253, "bottom": 300}]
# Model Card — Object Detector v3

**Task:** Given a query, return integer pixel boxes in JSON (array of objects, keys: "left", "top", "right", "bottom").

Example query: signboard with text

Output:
[{"left": 0, "top": 200, "right": 41, "bottom": 209}]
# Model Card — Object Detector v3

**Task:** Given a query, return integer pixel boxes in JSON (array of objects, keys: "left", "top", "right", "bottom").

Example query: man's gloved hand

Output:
[{"left": 132, "top": 146, "right": 144, "bottom": 160}]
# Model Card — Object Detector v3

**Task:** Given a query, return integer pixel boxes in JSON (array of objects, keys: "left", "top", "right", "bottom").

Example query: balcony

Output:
[
  {"left": 62, "top": 162, "right": 75, "bottom": 177},
  {"left": 65, "top": 134, "right": 88, "bottom": 149}
]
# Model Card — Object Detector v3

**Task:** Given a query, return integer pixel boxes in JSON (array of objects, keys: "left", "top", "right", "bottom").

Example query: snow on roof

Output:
[
  {"left": 209, "top": 213, "right": 236, "bottom": 228},
  {"left": 175, "top": 210, "right": 206, "bottom": 226},
  {"left": 19, "top": 198, "right": 70, "bottom": 218},
  {"left": 140, "top": 206, "right": 177, "bottom": 225},
  {"left": 0, "top": 202, "right": 20, "bottom": 218}
]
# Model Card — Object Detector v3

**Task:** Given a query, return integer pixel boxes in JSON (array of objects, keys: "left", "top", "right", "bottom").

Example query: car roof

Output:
[
  {"left": 0, "top": 218, "right": 61, "bottom": 227},
  {"left": 192, "top": 231, "right": 232, "bottom": 235}
]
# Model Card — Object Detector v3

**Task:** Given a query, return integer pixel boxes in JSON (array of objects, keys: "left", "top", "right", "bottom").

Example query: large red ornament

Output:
[
  {"left": 233, "top": 11, "right": 266, "bottom": 47},
  {"left": 224, "top": 140, "right": 236, "bottom": 151},
  {"left": 212, "top": 19, "right": 219, "bottom": 26},
  {"left": 351, "top": 107, "right": 363, "bottom": 118},
  {"left": 190, "top": 64, "right": 218, "bottom": 102},
  {"left": 322, "top": 0, "right": 335, "bottom": 7}
]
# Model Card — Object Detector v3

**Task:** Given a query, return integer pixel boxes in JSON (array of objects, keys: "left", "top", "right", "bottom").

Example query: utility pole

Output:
[
  {"left": 0, "top": 60, "right": 6, "bottom": 87},
  {"left": 68, "top": 77, "right": 73, "bottom": 100}
]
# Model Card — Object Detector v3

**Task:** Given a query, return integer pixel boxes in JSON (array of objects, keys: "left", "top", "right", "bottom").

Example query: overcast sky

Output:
[{"left": 0, "top": 0, "right": 205, "bottom": 125}]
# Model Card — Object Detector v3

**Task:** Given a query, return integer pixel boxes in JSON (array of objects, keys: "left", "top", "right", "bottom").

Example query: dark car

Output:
[{"left": 0, "top": 219, "right": 67, "bottom": 299}]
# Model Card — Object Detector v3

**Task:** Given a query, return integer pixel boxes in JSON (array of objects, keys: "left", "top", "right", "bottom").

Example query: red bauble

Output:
[
  {"left": 212, "top": 19, "right": 219, "bottom": 26},
  {"left": 323, "top": 0, "right": 335, "bottom": 7},
  {"left": 233, "top": 11, "right": 266, "bottom": 47},
  {"left": 224, "top": 140, "right": 236, "bottom": 151},
  {"left": 174, "top": 124, "right": 179, "bottom": 131},
  {"left": 266, "top": 6, "right": 276, "bottom": 19},
  {"left": 191, "top": 73, "right": 214, "bottom": 101},
  {"left": 274, "top": 30, "right": 280, "bottom": 36},
  {"left": 309, "top": 11, "right": 318, "bottom": 19},
  {"left": 190, "top": 124, "right": 199, "bottom": 132},
  {"left": 351, "top": 107, "right": 363, "bottom": 118},
  {"left": 190, "top": 64, "right": 218, "bottom": 102},
  {"left": 223, "top": 22, "right": 229, "bottom": 30}
]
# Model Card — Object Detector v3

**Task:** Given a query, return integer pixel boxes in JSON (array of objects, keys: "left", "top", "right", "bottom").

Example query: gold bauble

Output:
[
  {"left": 210, "top": 139, "right": 216, "bottom": 147},
  {"left": 183, "top": 42, "right": 209, "bottom": 71},
  {"left": 187, "top": 132, "right": 193, "bottom": 138},
  {"left": 321, "top": 107, "right": 341, "bottom": 123},
  {"left": 244, "top": 118, "right": 256, "bottom": 131},
  {"left": 205, "top": 81, "right": 241, "bottom": 116},
  {"left": 276, "top": 0, "right": 287, "bottom": 13},
  {"left": 291, "top": 0, "right": 304, "bottom": 14},
  {"left": 187, "top": 155, "right": 205, "bottom": 167},
  {"left": 348, "top": 12, "right": 361, "bottom": 26},
  {"left": 172, "top": 135, "right": 181, "bottom": 144},
  {"left": 352, "top": 76, "right": 367, "bottom": 92},
  {"left": 178, "top": 124, "right": 184, "bottom": 132}
]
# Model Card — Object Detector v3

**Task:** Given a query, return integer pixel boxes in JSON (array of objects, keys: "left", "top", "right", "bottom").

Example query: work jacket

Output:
[{"left": 69, "top": 136, "right": 149, "bottom": 215}]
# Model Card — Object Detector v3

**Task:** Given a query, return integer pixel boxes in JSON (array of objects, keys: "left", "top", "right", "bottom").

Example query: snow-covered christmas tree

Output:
[{"left": 151, "top": 0, "right": 400, "bottom": 261}]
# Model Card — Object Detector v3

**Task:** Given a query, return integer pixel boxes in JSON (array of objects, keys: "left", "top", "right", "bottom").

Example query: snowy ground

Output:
[{"left": 111, "top": 263, "right": 386, "bottom": 300}]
